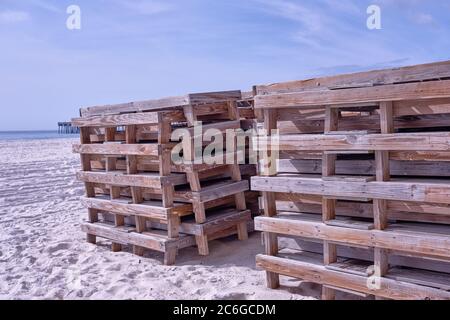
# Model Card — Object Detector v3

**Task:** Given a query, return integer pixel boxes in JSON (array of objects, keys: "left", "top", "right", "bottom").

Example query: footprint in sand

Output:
[
  {"left": 47, "top": 243, "right": 71, "bottom": 255},
  {"left": 213, "top": 292, "right": 248, "bottom": 300}
]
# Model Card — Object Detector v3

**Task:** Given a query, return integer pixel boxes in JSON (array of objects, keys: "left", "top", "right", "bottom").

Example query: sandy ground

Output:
[{"left": 0, "top": 137, "right": 319, "bottom": 300}]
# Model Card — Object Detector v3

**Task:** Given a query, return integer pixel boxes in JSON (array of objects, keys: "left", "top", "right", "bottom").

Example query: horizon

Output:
[{"left": 1, "top": 0, "right": 450, "bottom": 131}]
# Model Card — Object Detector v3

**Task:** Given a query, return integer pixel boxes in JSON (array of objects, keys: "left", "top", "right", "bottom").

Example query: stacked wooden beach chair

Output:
[
  {"left": 251, "top": 61, "right": 450, "bottom": 299},
  {"left": 238, "top": 89, "right": 261, "bottom": 218},
  {"left": 72, "top": 91, "right": 252, "bottom": 265}
]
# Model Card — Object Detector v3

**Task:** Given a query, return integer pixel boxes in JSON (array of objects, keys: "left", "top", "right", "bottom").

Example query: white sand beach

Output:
[{"left": 0, "top": 137, "right": 318, "bottom": 300}]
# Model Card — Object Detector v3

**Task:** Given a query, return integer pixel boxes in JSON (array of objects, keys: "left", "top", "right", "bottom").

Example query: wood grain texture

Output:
[
  {"left": 73, "top": 112, "right": 160, "bottom": 127},
  {"left": 255, "top": 60, "right": 450, "bottom": 95},
  {"left": 256, "top": 254, "right": 450, "bottom": 300},
  {"left": 73, "top": 143, "right": 165, "bottom": 156},
  {"left": 257, "top": 132, "right": 450, "bottom": 151},
  {"left": 251, "top": 176, "right": 450, "bottom": 204},
  {"left": 255, "top": 80, "right": 450, "bottom": 109},
  {"left": 255, "top": 215, "right": 450, "bottom": 259},
  {"left": 77, "top": 171, "right": 186, "bottom": 189}
]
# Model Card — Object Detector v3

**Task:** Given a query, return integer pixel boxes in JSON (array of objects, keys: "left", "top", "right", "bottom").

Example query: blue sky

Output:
[{"left": 1, "top": 0, "right": 450, "bottom": 130}]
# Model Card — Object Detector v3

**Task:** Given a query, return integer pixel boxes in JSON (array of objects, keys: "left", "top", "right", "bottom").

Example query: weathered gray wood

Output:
[
  {"left": 276, "top": 113, "right": 450, "bottom": 135},
  {"left": 255, "top": 60, "right": 450, "bottom": 95},
  {"left": 73, "top": 112, "right": 161, "bottom": 127},
  {"left": 255, "top": 215, "right": 450, "bottom": 259},
  {"left": 81, "top": 222, "right": 195, "bottom": 252},
  {"left": 82, "top": 197, "right": 179, "bottom": 220},
  {"left": 258, "top": 132, "right": 450, "bottom": 151},
  {"left": 188, "top": 90, "right": 242, "bottom": 105},
  {"left": 277, "top": 159, "right": 450, "bottom": 177},
  {"left": 255, "top": 80, "right": 450, "bottom": 109},
  {"left": 73, "top": 143, "right": 165, "bottom": 156},
  {"left": 77, "top": 171, "right": 186, "bottom": 189},
  {"left": 251, "top": 176, "right": 450, "bottom": 204},
  {"left": 80, "top": 91, "right": 241, "bottom": 117},
  {"left": 256, "top": 253, "right": 450, "bottom": 300}
]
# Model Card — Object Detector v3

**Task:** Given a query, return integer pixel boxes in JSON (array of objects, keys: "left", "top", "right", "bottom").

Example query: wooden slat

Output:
[
  {"left": 191, "top": 180, "right": 249, "bottom": 202},
  {"left": 277, "top": 159, "right": 450, "bottom": 177},
  {"left": 255, "top": 60, "right": 450, "bottom": 95},
  {"left": 258, "top": 132, "right": 450, "bottom": 151},
  {"left": 277, "top": 113, "right": 450, "bottom": 135},
  {"left": 72, "top": 112, "right": 159, "bottom": 127},
  {"left": 188, "top": 90, "right": 242, "bottom": 104},
  {"left": 279, "top": 237, "right": 450, "bottom": 273},
  {"left": 82, "top": 197, "right": 170, "bottom": 220},
  {"left": 255, "top": 215, "right": 450, "bottom": 259},
  {"left": 394, "top": 98, "right": 450, "bottom": 116},
  {"left": 255, "top": 80, "right": 450, "bottom": 109},
  {"left": 256, "top": 254, "right": 450, "bottom": 300},
  {"left": 264, "top": 198, "right": 450, "bottom": 225},
  {"left": 186, "top": 120, "right": 241, "bottom": 138},
  {"left": 81, "top": 222, "right": 195, "bottom": 251},
  {"left": 80, "top": 96, "right": 189, "bottom": 117},
  {"left": 180, "top": 209, "right": 251, "bottom": 236},
  {"left": 386, "top": 267, "right": 450, "bottom": 291},
  {"left": 251, "top": 176, "right": 450, "bottom": 204},
  {"left": 73, "top": 143, "right": 163, "bottom": 156},
  {"left": 390, "top": 151, "right": 450, "bottom": 162},
  {"left": 77, "top": 171, "right": 186, "bottom": 189}
]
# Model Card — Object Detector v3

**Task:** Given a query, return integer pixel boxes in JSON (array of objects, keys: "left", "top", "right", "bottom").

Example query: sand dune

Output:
[{"left": 0, "top": 138, "right": 318, "bottom": 300}]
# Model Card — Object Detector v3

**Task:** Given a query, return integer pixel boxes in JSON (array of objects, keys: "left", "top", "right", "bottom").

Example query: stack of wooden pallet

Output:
[
  {"left": 238, "top": 89, "right": 261, "bottom": 218},
  {"left": 72, "top": 91, "right": 252, "bottom": 265},
  {"left": 251, "top": 61, "right": 450, "bottom": 299}
]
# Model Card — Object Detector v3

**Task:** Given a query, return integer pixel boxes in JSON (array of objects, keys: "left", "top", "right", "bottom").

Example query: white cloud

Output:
[
  {"left": 414, "top": 13, "right": 434, "bottom": 25},
  {"left": 115, "top": 0, "right": 174, "bottom": 15},
  {"left": 253, "top": 0, "right": 323, "bottom": 32},
  {"left": 0, "top": 10, "right": 30, "bottom": 24},
  {"left": 28, "top": 0, "right": 62, "bottom": 13}
]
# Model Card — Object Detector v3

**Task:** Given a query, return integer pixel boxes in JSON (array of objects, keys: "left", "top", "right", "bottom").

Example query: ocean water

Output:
[{"left": 0, "top": 131, "right": 78, "bottom": 141}]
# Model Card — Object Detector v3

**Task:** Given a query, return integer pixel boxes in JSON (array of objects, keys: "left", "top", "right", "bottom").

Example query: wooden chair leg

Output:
[
  {"left": 164, "top": 248, "right": 178, "bottom": 265},
  {"left": 112, "top": 214, "right": 125, "bottom": 252},
  {"left": 133, "top": 246, "right": 145, "bottom": 257},
  {"left": 87, "top": 234, "right": 96, "bottom": 244},
  {"left": 235, "top": 192, "right": 247, "bottom": 210},
  {"left": 322, "top": 286, "right": 336, "bottom": 300},
  {"left": 111, "top": 243, "right": 122, "bottom": 252},
  {"left": 195, "top": 235, "right": 209, "bottom": 256},
  {"left": 266, "top": 271, "right": 280, "bottom": 289},
  {"left": 237, "top": 222, "right": 248, "bottom": 241},
  {"left": 167, "top": 214, "right": 180, "bottom": 239},
  {"left": 193, "top": 202, "right": 206, "bottom": 224},
  {"left": 187, "top": 172, "right": 202, "bottom": 192}
]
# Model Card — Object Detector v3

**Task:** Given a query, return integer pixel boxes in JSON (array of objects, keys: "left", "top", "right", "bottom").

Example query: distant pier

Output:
[{"left": 58, "top": 122, "right": 80, "bottom": 134}]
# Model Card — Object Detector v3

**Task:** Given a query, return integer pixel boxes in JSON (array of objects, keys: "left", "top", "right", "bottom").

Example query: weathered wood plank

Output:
[
  {"left": 81, "top": 222, "right": 196, "bottom": 251},
  {"left": 77, "top": 171, "right": 186, "bottom": 189},
  {"left": 180, "top": 209, "right": 251, "bottom": 236},
  {"left": 255, "top": 60, "right": 450, "bottom": 95},
  {"left": 277, "top": 159, "right": 450, "bottom": 177},
  {"left": 251, "top": 176, "right": 450, "bottom": 204},
  {"left": 255, "top": 80, "right": 450, "bottom": 109},
  {"left": 80, "top": 96, "right": 189, "bottom": 117},
  {"left": 82, "top": 197, "right": 171, "bottom": 220},
  {"left": 256, "top": 254, "right": 450, "bottom": 300},
  {"left": 188, "top": 90, "right": 242, "bottom": 105},
  {"left": 73, "top": 143, "right": 164, "bottom": 156},
  {"left": 255, "top": 215, "right": 450, "bottom": 259},
  {"left": 72, "top": 112, "right": 160, "bottom": 127},
  {"left": 257, "top": 132, "right": 450, "bottom": 151},
  {"left": 191, "top": 180, "right": 249, "bottom": 202}
]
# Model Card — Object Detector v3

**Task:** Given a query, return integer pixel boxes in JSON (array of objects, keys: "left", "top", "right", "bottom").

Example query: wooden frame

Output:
[{"left": 252, "top": 62, "right": 450, "bottom": 300}]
